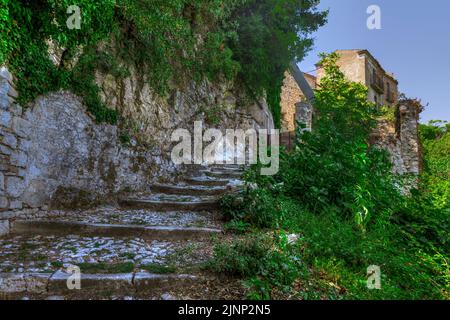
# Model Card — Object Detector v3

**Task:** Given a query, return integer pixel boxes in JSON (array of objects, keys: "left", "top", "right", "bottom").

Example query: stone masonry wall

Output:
[
  {"left": 1, "top": 67, "right": 22, "bottom": 213},
  {"left": 0, "top": 65, "right": 274, "bottom": 235},
  {"left": 0, "top": 70, "right": 177, "bottom": 221},
  {"left": 280, "top": 71, "right": 316, "bottom": 132},
  {"left": 371, "top": 100, "right": 422, "bottom": 175}
]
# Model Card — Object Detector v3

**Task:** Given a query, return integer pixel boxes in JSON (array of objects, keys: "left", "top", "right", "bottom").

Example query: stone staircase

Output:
[{"left": 0, "top": 164, "right": 245, "bottom": 300}]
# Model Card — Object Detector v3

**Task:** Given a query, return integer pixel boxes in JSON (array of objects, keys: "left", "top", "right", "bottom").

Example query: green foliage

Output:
[
  {"left": 211, "top": 231, "right": 303, "bottom": 299},
  {"left": 246, "top": 53, "right": 401, "bottom": 228},
  {"left": 420, "top": 121, "right": 450, "bottom": 210},
  {"left": 266, "top": 77, "right": 283, "bottom": 128},
  {"left": 221, "top": 188, "right": 282, "bottom": 228},
  {"left": 70, "top": 49, "right": 119, "bottom": 123},
  {"left": 119, "top": 132, "right": 132, "bottom": 146},
  {"left": 212, "top": 233, "right": 273, "bottom": 277},
  {"left": 223, "top": 220, "right": 252, "bottom": 234},
  {"left": 228, "top": 0, "right": 327, "bottom": 126},
  {"left": 213, "top": 54, "right": 449, "bottom": 300},
  {"left": 379, "top": 105, "right": 397, "bottom": 122},
  {"left": 2, "top": 0, "right": 118, "bottom": 122},
  {"left": 114, "top": 0, "right": 242, "bottom": 93},
  {"left": 201, "top": 104, "right": 226, "bottom": 125},
  {"left": 1, "top": 1, "right": 327, "bottom": 126}
]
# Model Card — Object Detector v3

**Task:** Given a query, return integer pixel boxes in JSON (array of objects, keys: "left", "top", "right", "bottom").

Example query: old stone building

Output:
[
  {"left": 316, "top": 50, "right": 399, "bottom": 108},
  {"left": 280, "top": 49, "right": 421, "bottom": 175}
]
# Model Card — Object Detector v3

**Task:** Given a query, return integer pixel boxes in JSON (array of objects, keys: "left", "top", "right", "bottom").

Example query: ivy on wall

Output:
[{"left": 0, "top": 0, "right": 326, "bottom": 126}]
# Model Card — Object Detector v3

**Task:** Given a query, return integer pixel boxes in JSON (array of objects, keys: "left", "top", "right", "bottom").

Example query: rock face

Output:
[
  {"left": 0, "top": 66, "right": 274, "bottom": 219},
  {"left": 1, "top": 90, "right": 175, "bottom": 212},
  {"left": 23, "top": 92, "right": 179, "bottom": 208},
  {"left": 95, "top": 66, "right": 274, "bottom": 149}
]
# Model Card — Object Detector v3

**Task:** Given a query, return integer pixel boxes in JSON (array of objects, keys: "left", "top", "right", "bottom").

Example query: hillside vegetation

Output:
[
  {"left": 0, "top": 0, "right": 326, "bottom": 126},
  {"left": 211, "top": 54, "right": 449, "bottom": 300}
]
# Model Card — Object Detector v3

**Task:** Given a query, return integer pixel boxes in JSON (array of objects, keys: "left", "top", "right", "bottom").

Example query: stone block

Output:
[
  {"left": 21, "top": 179, "right": 49, "bottom": 208},
  {"left": 12, "top": 117, "right": 31, "bottom": 138},
  {"left": 18, "top": 168, "right": 26, "bottom": 177},
  {"left": 0, "top": 172, "right": 4, "bottom": 190},
  {"left": 0, "top": 78, "right": 9, "bottom": 95},
  {"left": 10, "top": 150, "right": 28, "bottom": 167},
  {"left": 9, "top": 104, "right": 22, "bottom": 116},
  {"left": 6, "top": 176, "right": 26, "bottom": 198},
  {"left": 5, "top": 165, "right": 18, "bottom": 175},
  {"left": 8, "top": 86, "right": 18, "bottom": 99},
  {"left": 9, "top": 200, "right": 22, "bottom": 210},
  {"left": 0, "top": 219, "right": 10, "bottom": 236},
  {"left": 0, "top": 110, "right": 12, "bottom": 127},
  {"left": 0, "top": 93, "right": 10, "bottom": 110},
  {"left": 0, "top": 66, "right": 12, "bottom": 83},
  {"left": 18, "top": 138, "right": 31, "bottom": 152},
  {"left": 0, "top": 196, "right": 8, "bottom": 209},
  {"left": 0, "top": 273, "right": 49, "bottom": 294},
  {"left": 0, "top": 144, "right": 12, "bottom": 155},
  {"left": 0, "top": 211, "right": 15, "bottom": 219},
  {"left": 2, "top": 132, "right": 17, "bottom": 148}
]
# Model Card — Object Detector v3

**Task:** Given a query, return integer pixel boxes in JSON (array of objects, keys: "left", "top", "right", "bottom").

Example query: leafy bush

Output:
[
  {"left": 211, "top": 231, "right": 303, "bottom": 299},
  {"left": 1, "top": 0, "right": 327, "bottom": 128},
  {"left": 213, "top": 54, "right": 449, "bottom": 300},
  {"left": 234, "top": 54, "right": 403, "bottom": 229},
  {"left": 420, "top": 121, "right": 450, "bottom": 210}
]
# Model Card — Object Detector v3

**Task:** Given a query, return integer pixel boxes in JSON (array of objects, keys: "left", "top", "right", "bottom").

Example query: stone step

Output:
[
  {"left": 119, "top": 194, "right": 219, "bottom": 211},
  {"left": 11, "top": 220, "right": 222, "bottom": 240},
  {"left": 184, "top": 176, "right": 230, "bottom": 187},
  {"left": 204, "top": 165, "right": 245, "bottom": 172},
  {"left": 0, "top": 271, "right": 202, "bottom": 297},
  {"left": 25, "top": 208, "right": 222, "bottom": 229},
  {"left": 0, "top": 231, "right": 220, "bottom": 299},
  {"left": 0, "top": 235, "right": 213, "bottom": 274},
  {"left": 200, "top": 170, "right": 243, "bottom": 179},
  {"left": 149, "top": 183, "right": 230, "bottom": 196},
  {"left": 120, "top": 199, "right": 218, "bottom": 211}
]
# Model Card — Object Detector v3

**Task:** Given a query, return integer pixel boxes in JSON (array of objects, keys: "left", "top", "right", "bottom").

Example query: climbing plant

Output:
[{"left": 0, "top": 0, "right": 327, "bottom": 126}]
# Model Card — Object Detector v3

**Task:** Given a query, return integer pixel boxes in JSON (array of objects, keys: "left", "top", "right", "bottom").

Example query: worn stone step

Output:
[
  {"left": 25, "top": 208, "right": 222, "bottom": 229},
  {"left": 150, "top": 183, "right": 230, "bottom": 196},
  {"left": 204, "top": 165, "right": 245, "bottom": 172},
  {"left": 11, "top": 220, "right": 222, "bottom": 240},
  {"left": 200, "top": 170, "right": 243, "bottom": 179},
  {"left": 120, "top": 199, "right": 218, "bottom": 211},
  {"left": 0, "top": 235, "right": 214, "bottom": 274},
  {"left": 119, "top": 194, "right": 219, "bottom": 211},
  {"left": 0, "top": 271, "right": 201, "bottom": 297}
]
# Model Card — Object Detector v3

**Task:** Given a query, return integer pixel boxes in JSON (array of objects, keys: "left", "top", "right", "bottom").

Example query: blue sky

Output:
[{"left": 300, "top": 0, "right": 450, "bottom": 123}]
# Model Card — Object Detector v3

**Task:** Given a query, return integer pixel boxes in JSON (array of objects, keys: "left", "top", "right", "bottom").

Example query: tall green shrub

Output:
[{"left": 228, "top": 0, "right": 327, "bottom": 126}]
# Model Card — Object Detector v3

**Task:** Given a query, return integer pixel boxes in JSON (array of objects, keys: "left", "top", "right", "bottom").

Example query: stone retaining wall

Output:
[
  {"left": 0, "top": 67, "right": 178, "bottom": 232},
  {"left": 0, "top": 65, "right": 274, "bottom": 235}
]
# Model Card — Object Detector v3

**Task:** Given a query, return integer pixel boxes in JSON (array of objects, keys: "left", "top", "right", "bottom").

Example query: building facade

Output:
[
  {"left": 316, "top": 50, "right": 399, "bottom": 108},
  {"left": 279, "top": 49, "right": 421, "bottom": 175}
]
